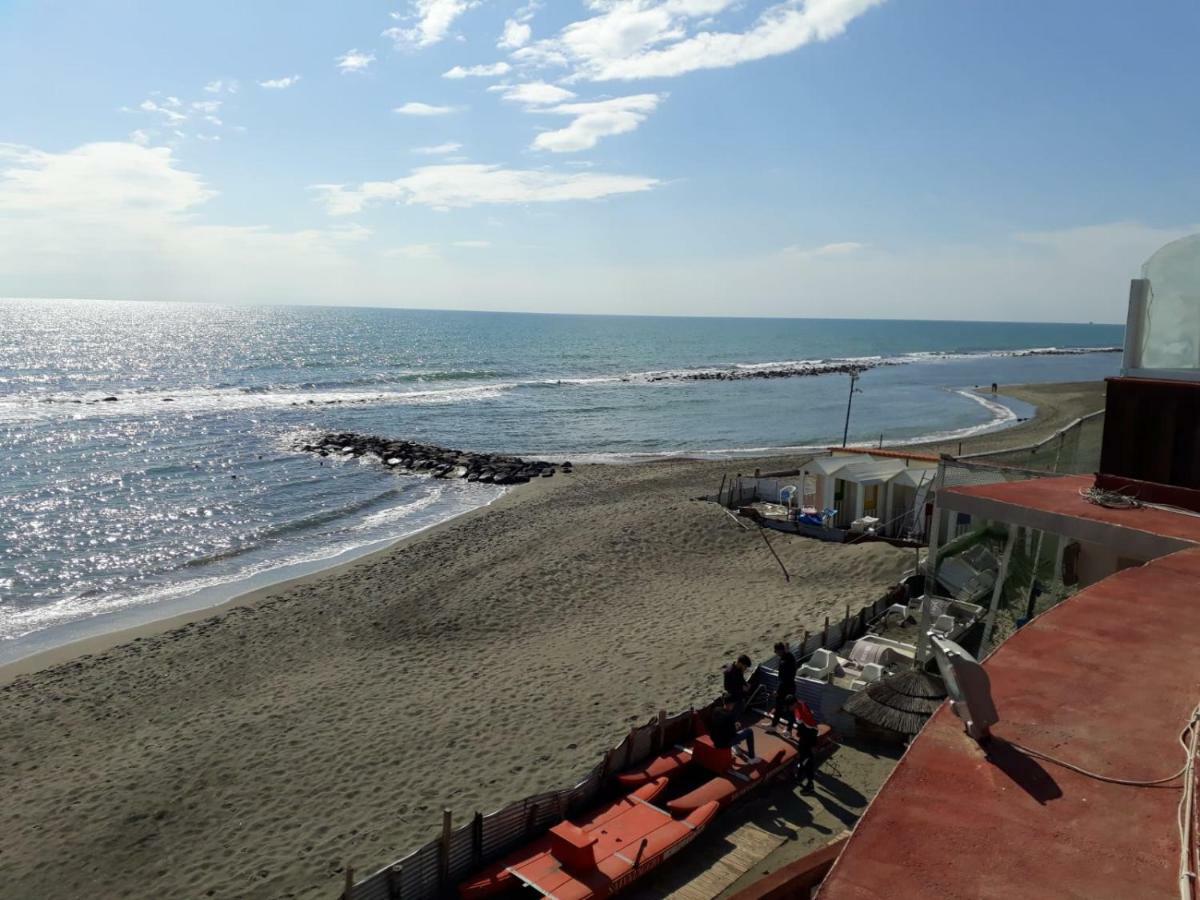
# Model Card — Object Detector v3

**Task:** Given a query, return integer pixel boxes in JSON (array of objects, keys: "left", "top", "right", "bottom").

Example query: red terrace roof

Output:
[
  {"left": 942, "top": 474, "right": 1200, "bottom": 548},
  {"left": 818, "top": 547, "right": 1200, "bottom": 900},
  {"left": 826, "top": 447, "right": 941, "bottom": 464}
]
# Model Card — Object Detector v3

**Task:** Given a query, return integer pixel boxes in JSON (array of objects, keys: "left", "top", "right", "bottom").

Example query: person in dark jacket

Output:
[
  {"left": 771, "top": 641, "right": 797, "bottom": 731},
  {"left": 723, "top": 654, "right": 752, "bottom": 714},
  {"left": 709, "top": 693, "right": 758, "bottom": 761}
]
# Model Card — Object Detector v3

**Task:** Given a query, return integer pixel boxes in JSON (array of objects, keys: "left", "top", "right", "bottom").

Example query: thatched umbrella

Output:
[{"left": 843, "top": 670, "right": 947, "bottom": 741}]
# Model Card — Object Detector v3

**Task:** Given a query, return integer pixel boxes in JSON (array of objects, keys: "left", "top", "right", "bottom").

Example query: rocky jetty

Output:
[
  {"left": 299, "top": 432, "right": 570, "bottom": 485},
  {"left": 647, "top": 360, "right": 884, "bottom": 383}
]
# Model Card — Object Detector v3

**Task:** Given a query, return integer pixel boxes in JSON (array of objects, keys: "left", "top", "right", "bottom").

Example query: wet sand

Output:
[{"left": 0, "top": 381, "right": 1106, "bottom": 900}]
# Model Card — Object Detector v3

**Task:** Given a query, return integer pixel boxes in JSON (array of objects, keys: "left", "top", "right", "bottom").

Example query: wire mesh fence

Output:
[{"left": 957, "top": 410, "right": 1104, "bottom": 474}]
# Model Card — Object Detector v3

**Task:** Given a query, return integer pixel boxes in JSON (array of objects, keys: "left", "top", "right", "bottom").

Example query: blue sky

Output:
[{"left": 1, "top": 0, "right": 1197, "bottom": 321}]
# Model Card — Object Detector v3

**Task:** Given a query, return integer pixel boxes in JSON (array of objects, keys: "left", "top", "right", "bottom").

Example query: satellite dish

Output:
[{"left": 930, "top": 635, "right": 999, "bottom": 742}]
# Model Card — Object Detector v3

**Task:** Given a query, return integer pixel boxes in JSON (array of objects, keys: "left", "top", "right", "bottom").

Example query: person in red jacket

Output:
[{"left": 792, "top": 699, "right": 820, "bottom": 792}]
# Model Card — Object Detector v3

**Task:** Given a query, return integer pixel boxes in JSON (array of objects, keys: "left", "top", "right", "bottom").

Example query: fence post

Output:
[
  {"left": 438, "top": 809, "right": 452, "bottom": 888},
  {"left": 655, "top": 709, "right": 667, "bottom": 753},
  {"left": 386, "top": 864, "right": 403, "bottom": 900},
  {"left": 342, "top": 866, "right": 354, "bottom": 900},
  {"left": 800, "top": 629, "right": 809, "bottom": 656},
  {"left": 472, "top": 811, "right": 484, "bottom": 868},
  {"left": 822, "top": 616, "right": 829, "bottom": 646}
]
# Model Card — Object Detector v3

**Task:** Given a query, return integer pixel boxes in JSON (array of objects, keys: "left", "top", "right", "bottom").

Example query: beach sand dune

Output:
[{"left": 0, "top": 381, "right": 1106, "bottom": 900}]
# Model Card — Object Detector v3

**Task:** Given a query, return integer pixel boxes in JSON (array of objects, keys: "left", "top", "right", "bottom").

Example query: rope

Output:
[
  {"left": 1005, "top": 703, "right": 1200, "bottom": 900},
  {"left": 1079, "top": 486, "right": 1141, "bottom": 510},
  {"left": 1079, "top": 485, "right": 1200, "bottom": 521}
]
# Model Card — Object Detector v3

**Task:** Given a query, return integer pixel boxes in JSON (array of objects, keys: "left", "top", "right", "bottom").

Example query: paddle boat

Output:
[{"left": 458, "top": 777, "right": 718, "bottom": 899}]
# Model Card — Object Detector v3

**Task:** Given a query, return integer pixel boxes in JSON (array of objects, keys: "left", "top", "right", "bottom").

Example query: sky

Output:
[{"left": 1, "top": 0, "right": 1197, "bottom": 322}]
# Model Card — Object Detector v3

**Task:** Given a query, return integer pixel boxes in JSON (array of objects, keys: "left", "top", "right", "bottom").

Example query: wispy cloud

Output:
[
  {"left": 139, "top": 98, "right": 187, "bottom": 123},
  {"left": 336, "top": 49, "right": 375, "bottom": 73},
  {"left": 413, "top": 141, "right": 464, "bottom": 155},
  {"left": 491, "top": 81, "right": 576, "bottom": 106},
  {"left": 513, "top": 0, "right": 883, "bottom": 82},
  {"left": 443, "top": 62, "right": 512, "bottom": 79},
  {"left": 204, "top": 79, "right": 239, "bottom": 94},
  {"left": 311, "top": 163, "right": 659, "bottom": 213},
  {"left": 782, "top": 241, "right": 867, "bottom": 258},
  {"left": 532, "top": 94, "right": 663, "bottom": 152},
  {"left": 385, "top": 0, "right": 481, "bottom": 49},
  {"left": 386, "top": 239, "right": 492, "bottom": 260},
  {"left": 259, "top": 74, "right": 302, "bottom": 89},
  {"left": 395, "top": 101, "right": 459, "bottom": 116}
]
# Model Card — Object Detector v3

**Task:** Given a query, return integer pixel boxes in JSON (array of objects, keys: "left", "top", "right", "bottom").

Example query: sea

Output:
[{"left": 0, "top": 298, "right": 1124, "bottom": 662}]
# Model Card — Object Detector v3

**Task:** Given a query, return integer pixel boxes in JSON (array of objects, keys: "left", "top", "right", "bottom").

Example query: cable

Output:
[
  {"left": 1007, "top": 703, "right": 1199, "bottom": 788},
  {"left": 1079, "top": 486, "right": 1141, "bottom": 510},
  {"left": 1005, "top": 703, "right": 1200, "bottom": 900}
]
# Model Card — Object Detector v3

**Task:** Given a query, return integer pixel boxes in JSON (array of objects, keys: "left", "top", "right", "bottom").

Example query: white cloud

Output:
[
  {"left": 395, "top": 101, "right": 459, "bottom": 116},
  {"left": 0, "top": 141, "right": 374, "bottom": 303},
  {"left": 499, "top": 19, "right": 532, "bottom": 49},
  {"left": 386, "top": 239, "right": 492, "bottom": 259},
  {"left": 385, "top": 0, "right": 481, "bottom": 49},
  {"left": 388, "top": 243, "right": 441, "bottom": 259},
  {"left": 532, "top": 93, "right": 663, "bottom": 152},
  {"left": 413, "top": 142, "right": 464, "bottom": 155},
  {"left": 516, "top": 0, "right": 883, "bottom": 82},
  {"left": 782, "top": 240, "right": 866, "bottom": 258},
  {"left": 259, "top": 74, "right": 302, "bottom": 89},
  {"left": 129, "top": 129, "right": 151, "bottom": 146},
  {"left": 203, "top": 79, "right": 239, "bottom": 94},
  {"left": 336, "top": 49, "right": 375, "bottom": 73},
  {"left": 443, "top": 61, "right": 512, "bottom": 79},
  {"left": 191, "top": 100, "right": 222, "bottom": 114},
  {"left": 0, "top": 142, "right": 214, "bottom": 216},
  {"left": 139, "top": 99, "right": 187, "bottom": 124},
  {"left": 491, "top": 81, "right": 577, "bottom": 106},
  {"left": 311, "top": 163, "right": 659, "bottom": 213}
]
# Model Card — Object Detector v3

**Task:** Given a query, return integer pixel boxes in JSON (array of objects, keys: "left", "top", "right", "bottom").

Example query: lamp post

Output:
[{"left": 841, "top": 370, "right": 863, "bottom": 448}]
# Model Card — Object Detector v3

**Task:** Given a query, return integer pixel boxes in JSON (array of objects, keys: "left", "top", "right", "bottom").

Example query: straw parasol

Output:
[{"left": 843, "top": 670, "right": 947, "bottom": 739}]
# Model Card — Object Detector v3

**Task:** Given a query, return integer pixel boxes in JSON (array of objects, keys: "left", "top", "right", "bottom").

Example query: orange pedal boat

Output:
[
  {"left": 459, "top": 778, "right": 718, "bottom": 899},
  {"left": 665, "top": 726, "right": 797, "bottom": 813}
]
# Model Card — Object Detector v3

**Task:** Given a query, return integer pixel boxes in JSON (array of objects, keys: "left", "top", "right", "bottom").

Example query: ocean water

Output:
[{"left": 0, "top": 298, "right": 1124, "bottom": 660}]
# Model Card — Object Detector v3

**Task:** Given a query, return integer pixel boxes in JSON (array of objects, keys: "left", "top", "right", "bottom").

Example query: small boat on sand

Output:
[{"left": 458, "top": 778, "right": 718, "bottom": 899}]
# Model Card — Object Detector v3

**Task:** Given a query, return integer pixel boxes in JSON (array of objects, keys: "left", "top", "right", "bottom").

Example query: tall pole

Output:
[{"left": 842, "top": 371, "right": 860, "bottom": 448}]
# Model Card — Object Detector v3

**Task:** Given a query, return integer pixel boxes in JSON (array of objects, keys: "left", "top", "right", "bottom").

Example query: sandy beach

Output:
[{"left": 0, "top": 381, "right": 1106, "bottom": 900}]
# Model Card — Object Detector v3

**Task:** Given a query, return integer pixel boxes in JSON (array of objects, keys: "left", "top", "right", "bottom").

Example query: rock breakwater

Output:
[{"left": 299, "top": 432, "right": 569, "bottom": 485}]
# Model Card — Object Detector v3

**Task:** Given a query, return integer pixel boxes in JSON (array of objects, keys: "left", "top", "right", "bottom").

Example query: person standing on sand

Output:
[
  {"left": 723, "top": 654, "right": 752, "bottom": 715},
  {"left": 711, "top": 693, "right": 760, "bottom": 763},
  {"left": 771, "top": 642, "right": 797, "bottom": 731}
]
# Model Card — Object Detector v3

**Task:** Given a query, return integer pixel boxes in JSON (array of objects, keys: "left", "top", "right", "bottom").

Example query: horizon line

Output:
[{"left": 0, "top": 296, "right": 1126, "bottom": 328}]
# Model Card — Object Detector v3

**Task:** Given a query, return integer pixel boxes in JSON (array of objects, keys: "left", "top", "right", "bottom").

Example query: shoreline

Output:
[
  {"left": 0, "top": 380, "right": 1107, "bottom": 900},
  {"left": 0, "top": 381, "right": 1089, "bottom": 683}
]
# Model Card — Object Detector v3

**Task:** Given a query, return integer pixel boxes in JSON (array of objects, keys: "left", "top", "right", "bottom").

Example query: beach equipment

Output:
[
  {"left": 457, "top": 777, "right": 717, "bottom": 899},
  {"left": 841, "top": 670, "right": 947, "bottom": 740}
]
